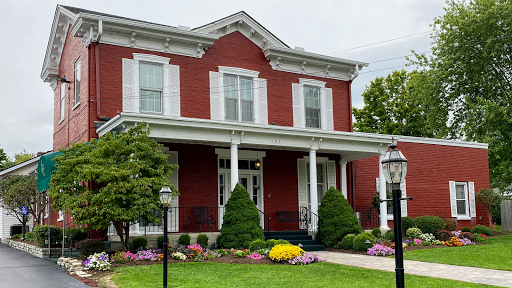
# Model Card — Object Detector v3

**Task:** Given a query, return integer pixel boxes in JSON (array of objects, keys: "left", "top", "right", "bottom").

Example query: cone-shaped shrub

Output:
[
  {"left": 317, "top": 187, "right": 363, "bottom": 247},
  {"left": 219, "top": 183, "right": 264, "bottom": 249}
]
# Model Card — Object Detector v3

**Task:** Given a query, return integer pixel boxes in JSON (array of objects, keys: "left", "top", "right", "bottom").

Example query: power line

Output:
[{"left": 326, "top": 31, "right": 431, "bottom": 55}]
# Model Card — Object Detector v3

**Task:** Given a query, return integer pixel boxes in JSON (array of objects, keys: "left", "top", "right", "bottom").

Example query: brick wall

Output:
[{"left": 355, "top": 141, "right": 491, "bottom": 229}]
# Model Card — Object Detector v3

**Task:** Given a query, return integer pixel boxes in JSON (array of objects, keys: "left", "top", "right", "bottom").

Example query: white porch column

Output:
[
  {"left": 379, "top": 153, "right": 390, "bottom": 230},
  {"left": 340, "top": 160, "right": 347, "bottom": 199},
  {"left": 309, "top": 149, "right": 318, "bottom": 215},
  {"left": 129, "top": 223, "right": 140, "bottom": 235},
  {"left": 230, "top": 144, "right": 238, "bottom": 191}
]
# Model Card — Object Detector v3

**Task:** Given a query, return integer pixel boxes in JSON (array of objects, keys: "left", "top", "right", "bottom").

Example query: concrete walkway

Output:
[
  {"left": 0, "top": 243, "right": 87, "bottom": 288},
  {"left": 315, "top": 251, "right": 512, "bottom": 287}
]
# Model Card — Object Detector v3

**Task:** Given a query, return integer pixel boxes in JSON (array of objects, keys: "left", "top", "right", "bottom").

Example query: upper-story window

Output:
[
  {"left": 140, "top": 63, "right": 163, "bottom": 113},
  {"left": 74, "top": 59, "right": 81, "bottom": 107},
  {"left": 210, "top": 67, "right": 268, "bottom": 125},
  {"left": 60, "top": 82, "right": 66, "bottom": 122},
  {"left": 304, "top": 85, "right": 321, "bottom": 128},
  {"left": 122, "top": 53, "right": 181, "bottom": 117},
  {"left": 224, "top": 75, "right": 254, "bottom": 122},
  {"left": 292, "top": 79, "right": 334, "bottom": 130}
]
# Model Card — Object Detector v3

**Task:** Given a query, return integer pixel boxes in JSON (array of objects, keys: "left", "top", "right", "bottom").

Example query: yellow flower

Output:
[{"left": 269, "top": 244, "right": 304, "bottom": 262}]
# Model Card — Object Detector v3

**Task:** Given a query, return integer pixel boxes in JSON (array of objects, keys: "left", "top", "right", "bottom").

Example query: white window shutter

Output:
[
  {"left": 169, "top": 64, "right": 180, "bottom": 117},
  {"left": 297, "top": 159, "right": 308, "bottom": 210},
  {"left": 449, "top": 181, "right": 457, "bottom": 217},
  {"left": 292, "top": 83, "right": 302, "bottom": 128},
  {"left": 327, "top": 160, "right": 336, "bottom": 189},
  {"left": 468, "top": 182, "right": 476, "bottom": 217},
  {"left": 325, "top": 88, "right": 334, "bottom": 130},
  {"left": 258, "top": 78, "right": 268, "bottom": 125},
  {"left": 210, "top": 71, "right": 221, "bottom": 120},
  {"left": 167, "top": 151, "right": 179, "bottom": 232},
  {"left": 400, "top": 180, "right": 407, "bottom": 217},
  {"left": 122, "top": 58, "right": 134, "bottom": 112}
]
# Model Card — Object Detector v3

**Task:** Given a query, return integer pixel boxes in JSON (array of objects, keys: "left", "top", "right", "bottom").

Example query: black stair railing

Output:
[
  {"left": 299, "top": 206, "right": 320, "bottom": 236},
  {"left": 257, "top": 209, "right": 271, "bottom": 239}
]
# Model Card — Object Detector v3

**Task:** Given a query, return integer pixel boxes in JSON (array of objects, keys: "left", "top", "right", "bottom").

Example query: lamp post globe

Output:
[
  {"left": 159, "top": 183, "right": 172, "bottom": 288},
  {"left": 381, "top": 143, "right": 408, "bottom": 288}
]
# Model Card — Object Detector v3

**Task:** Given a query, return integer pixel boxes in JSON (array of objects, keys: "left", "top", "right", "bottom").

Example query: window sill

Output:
[
  {"left": 72, "top": 103, "right": 80, "bottom": 110},
  {"left": 57, "top": 218, "right": 63, "bottom": 222},
  {"left": 59, "top": 118, "right": 65, "bottom": 124},
  {"left": 140, "top": 110, "right": 163, "bottom": 115},
  {"left": 387, "top": 215, "right": 393, "bottom": 220},
  {"left": 456, "top": 216, "right": 471, "bottom": 221}
]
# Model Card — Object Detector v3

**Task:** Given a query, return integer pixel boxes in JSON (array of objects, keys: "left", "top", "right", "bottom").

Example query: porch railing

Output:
[
  {"left": 355, "top": 206, "right": 379, "bottom": 229},
  {"left": 299, "top": 206, "right": 320, "bottom": 236}
]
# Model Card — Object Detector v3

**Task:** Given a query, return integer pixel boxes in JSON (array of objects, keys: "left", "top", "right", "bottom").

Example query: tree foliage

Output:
[
  {"left": 476, "top": 188, "right": 502, "bottom": 227},
  {"left": 412, "top": 0, "right": 512, "bottom": 188},
  {"left": 0, "top": 147, "right": 35, "bottom": 171},
  {"left": 219, "top": 183, "right": 264, "bottom": 249},
  {"left": 353, "top": 70, "right": 446, "bottom": 138},
  {"left": 49, "top": 122, "right": 178, "bottom": 250},
  {"left": 0, "top": 175, "right": 46, "bottom": 224},
  {"left": 316, "top": 187, "right": 363, "bottom": 247}
]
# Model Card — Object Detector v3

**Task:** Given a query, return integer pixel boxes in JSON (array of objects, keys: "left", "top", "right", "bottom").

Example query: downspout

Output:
[
  {"left": 95, "top": 20, "right": 109, "bottom": 122},
  {"left": 351, "top": 161, "right": 357, "bottom": 210},
  {"left": 348, "top": 64, "right": 359, "bottom": 132}
]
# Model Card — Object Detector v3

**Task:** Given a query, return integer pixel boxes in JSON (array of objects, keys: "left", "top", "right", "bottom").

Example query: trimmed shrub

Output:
[
  {"left": 157, "top": 235, "right": 169, "bottom": 249},
  {"left": 382, "top": 230, "right": 394, "bottom": 241},
  {"left": 437, "top": 229, "right": 452, "bottom": 241},
  {"left": 219, "top": 183, "right": 264, "bottom": 249},
  {"left": 413, "top": 216, "right": 445, "bottom": 237},
  {"left": 341, "top": 234, "right": 356, "bottom": 250},
  {"left": 472, "top": 225, "right": 492, "bottom": 236},
  {"left": 131, "top": 237, "right": 148, "bottom": 249},
  {"left": 444, "top": 218, "right": 457, "bottom": 231},
  {"left": 459, "top": 232, "right": 475, "bottom": 241},
  {"left": 266, "top": 239, "right": 276, "bottom": 249},
  {"left": 317, "top": 187, "right": 363, "bottom": 247},
  {"left": 353, "top": 232, "right": 375, "bottom": 251},
  {"left": 371, "top": 228, "right": 381, "bottom": 238},
  {"left": 65, "top": 228, "right": 87, "bottom": 244},
  {"left": 33, "top": 225, "right": 62, "bottom": 246},
  {"left": 76, "top": 239, "right": 105, "bottom": 257},
  {"left": 24, "top": 232, "right": 37, "bottom": 242},
  {"left": 401, "top": 217, "right": 414, "bottom": 234},
  {"left": 215, "top": 234, "right": 224, "bottom": 248},
  {"left": 249, "top": 239, "right": 267, "bottom": 251},
  {"left": 197, "top": 234, "right": 209, "bottom": 249},
  {"left": 275, "top": 239, "right": 290, "bottom": 245},
  {"left": 461, "top": 227, "right": 471, "bottom": 232},
  {"left": 405, "top": 228, "right": 422, "bottom": 239},
  {"left": 178, "top": 234, "right": 191, "bottom": 246}
]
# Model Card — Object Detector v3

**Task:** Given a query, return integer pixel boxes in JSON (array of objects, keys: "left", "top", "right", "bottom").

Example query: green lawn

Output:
[
  {"left": 403, "top": 235, "right": 512, "bottom": 271},
  {"left": 112, "top": 262, "right": 496, "bottom": 288}
]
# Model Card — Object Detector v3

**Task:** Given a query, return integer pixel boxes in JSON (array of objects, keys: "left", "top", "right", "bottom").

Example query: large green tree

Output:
[
  {"left": 0, "top": 175, "right": 47, "bottom": 224},
  {"left": 413, "top": 0, "right": 512, "bottom": 188},
  {"left": 0, "top": 148, "right": 36, "bottom": 171},
  {"left": 353, "top": 70, "right": 447, "bottom": 138},
  {"left": 49, "top": 122, "right": 178, "bottom": 250}
]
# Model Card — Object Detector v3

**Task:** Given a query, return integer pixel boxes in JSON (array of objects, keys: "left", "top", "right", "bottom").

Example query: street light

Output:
[
  {"left": 381, "top": 143, "right": 412, "bottom": 288},
  {"left": 159, "top": 183, "right": 172, "bottom": 288}
]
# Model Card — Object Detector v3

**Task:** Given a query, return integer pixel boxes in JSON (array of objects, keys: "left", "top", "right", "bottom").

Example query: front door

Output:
[{"left": 239, "top": 174, "right": 264, "bottom": 227}]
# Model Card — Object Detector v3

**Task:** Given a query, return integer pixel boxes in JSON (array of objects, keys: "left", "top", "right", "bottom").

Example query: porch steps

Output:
[{"left": 266, "top": 231, "right": 325, "bottom": 251}]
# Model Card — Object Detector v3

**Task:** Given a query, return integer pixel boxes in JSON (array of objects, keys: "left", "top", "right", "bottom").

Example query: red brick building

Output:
[{"left": 39, "top": 6, "right": 490, "bottom": 235}]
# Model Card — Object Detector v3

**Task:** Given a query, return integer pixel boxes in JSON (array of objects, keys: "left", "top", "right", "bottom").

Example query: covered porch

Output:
[{"left": 97, "top": 112, "right": 394, "bottom": 236}]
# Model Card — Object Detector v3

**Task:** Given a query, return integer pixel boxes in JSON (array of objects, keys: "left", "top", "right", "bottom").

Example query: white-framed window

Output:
[
  {"left": 74, "top": 59, "right": 81, "bottom": 107},
  {"left": 449, "top": 181, "right": 476, "bottom": 220},
  {"left": 224, "top": 74, "right": 254, "bottom": 122},
  {"left": 209, "top": 67, "right": 268, "bottom": 124},
  {"left": 306, "top": 163, "right": 325, "bottom": 208},
  {"left": 44, "top": 195, "right": 49, "bottom": 219},
  {"left": 122, "top": 53, "right": 181, "bottom": 117},
  {"left": 376, "top": 178, "right": 407, "bottom": 220},
  {"left": 297, "top": 157, "right": 336, "bottom": 211},
  {"left": 140, "top": 62, "right": 163, "bottom": 113},
  {"left": 292, "top": 79, "right": 334, "bottom": 130},
  {"left": 60, "top": 82, "right": 66, "bottom": 122}
]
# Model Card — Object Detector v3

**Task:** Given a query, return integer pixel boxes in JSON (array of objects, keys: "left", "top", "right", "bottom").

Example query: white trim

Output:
[
  {"left": 133, "top": 53, "right": 170, "bottom": 64},
  {"left": 72, "top": 102, "right": 80, "bottom": 110},
  {"left": 398, "top": 136, "right": 487, "bottom": 149},
  {"left": 215, "top": 148, "right": 266, "bottom": 159},
  {"left": 299, "top": 78, "right": 326, "bottom": 88},
  {"left": 57, "top": 211, "right": 64, "bottom": 222},
  {"left": 452, "top": 181, "right": 470, "bottom": 220},
  {"left": 218, "top": 66, "right": 259, "bottom": 78}
]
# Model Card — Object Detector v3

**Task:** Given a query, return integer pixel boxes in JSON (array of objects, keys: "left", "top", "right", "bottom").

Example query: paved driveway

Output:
[{"left": 0, "top": 243, "right": 87, "bottom": 288}]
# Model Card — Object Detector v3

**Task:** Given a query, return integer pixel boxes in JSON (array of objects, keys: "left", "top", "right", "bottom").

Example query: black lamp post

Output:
[
  {"left": 159, "top": 184, "right": 172, "bottom": 288},
  {"left": 381, "top": 143, "right": 412, "bottom": 288}
]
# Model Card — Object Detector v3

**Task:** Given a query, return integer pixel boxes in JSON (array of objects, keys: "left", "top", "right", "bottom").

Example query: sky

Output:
[{"left": 0, "top": 0, "right": 446, "bottom": 158}]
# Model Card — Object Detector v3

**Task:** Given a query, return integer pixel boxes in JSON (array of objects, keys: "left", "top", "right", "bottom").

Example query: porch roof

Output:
[{"left": 97, "top": 113, "right": 393, "bottom": 161}]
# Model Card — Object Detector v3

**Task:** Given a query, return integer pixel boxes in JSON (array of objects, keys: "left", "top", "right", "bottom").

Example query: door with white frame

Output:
[{"left": 239, "top": 174, "right": 264, "bottom": 228}]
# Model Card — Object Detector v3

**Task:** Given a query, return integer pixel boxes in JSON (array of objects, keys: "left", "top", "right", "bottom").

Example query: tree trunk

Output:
[
  {"left": 114, "top": 222, "right": 127, "bottom": 251},
  {"left": 123, "top": 224, "right": 130, "bottom": 251}
]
